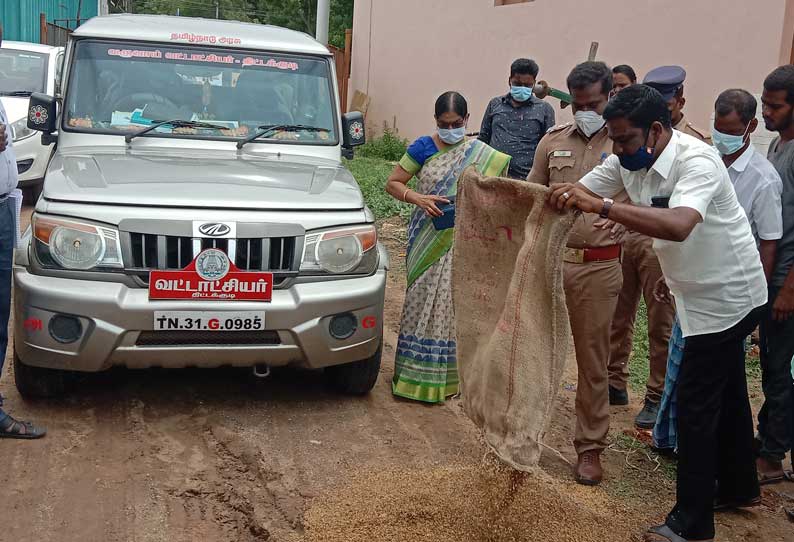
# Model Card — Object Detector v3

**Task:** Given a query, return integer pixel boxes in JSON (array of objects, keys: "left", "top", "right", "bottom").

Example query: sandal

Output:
[
  {"left": 757, "top": 457, "right": 786, "bottom": 485},
  {"left": 713, "top": 495, "right": 762, "bottom": 512},
  {"left": 759, "top": 471, "right": 786, "bottom": 485},
  {"left": 644, "top": 524, "right": 713, "bottom": 542},
  {"left": 0, "top": 412, "right": 46, "bottom": 439}
]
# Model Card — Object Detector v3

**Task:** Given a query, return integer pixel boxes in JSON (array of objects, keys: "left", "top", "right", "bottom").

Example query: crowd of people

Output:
[
  {"left": 385, "top": 58, "right": 794, "bottom": 542},
  {"left": 1, "top": 31, "right": 793, "bottom": 540}
]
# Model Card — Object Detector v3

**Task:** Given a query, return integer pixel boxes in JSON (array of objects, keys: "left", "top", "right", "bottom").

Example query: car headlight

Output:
[
  {"left": 10, "top": 117, "right": 36, "bottom": 142},
  {"left": 301, "top": 225, "right": 377, "bottom": 274},
  {"left": 33, "top": 215, "right": 123, "bottom": 270}
]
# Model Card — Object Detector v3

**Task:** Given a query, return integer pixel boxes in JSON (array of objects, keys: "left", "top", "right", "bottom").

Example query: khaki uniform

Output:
[
  {"left": 675, "top": 114, "right": 712, "bottom": 144},
  {"left": 607, "top": 115, "right": 711, "bottom": 401},
  {"left": 528, "top": 122, "right": 625, "bottom": 454}
]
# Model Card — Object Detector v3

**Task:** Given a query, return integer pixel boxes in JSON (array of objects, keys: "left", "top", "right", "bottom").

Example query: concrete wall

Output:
[{"left": 351, "top": 0, "right": 794, "bottom": 144}]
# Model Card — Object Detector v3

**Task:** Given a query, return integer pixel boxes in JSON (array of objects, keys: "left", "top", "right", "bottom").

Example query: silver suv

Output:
[{"left": 15, "top": 15, "right": 386, "bottom": 397}]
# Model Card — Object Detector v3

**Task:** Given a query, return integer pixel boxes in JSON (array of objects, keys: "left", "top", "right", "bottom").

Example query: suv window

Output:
[
  {"left": 0, "top": 49, "right": 49, "bottom": 95},
  {"left": 64, "top": 40, "right": 338, "bottom": 144}
]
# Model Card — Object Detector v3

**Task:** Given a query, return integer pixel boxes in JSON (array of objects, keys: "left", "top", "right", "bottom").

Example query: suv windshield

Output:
[
  {"left": 0, "top": 49, "right": 48, "bottom": 95},
  {"left": 64, "top": 40, "right": 338, "bottom": 143}
]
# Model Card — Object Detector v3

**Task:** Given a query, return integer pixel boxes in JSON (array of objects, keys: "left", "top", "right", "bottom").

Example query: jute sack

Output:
[{"left": 452, "top": 167, "right": 575, "bottom": 472}]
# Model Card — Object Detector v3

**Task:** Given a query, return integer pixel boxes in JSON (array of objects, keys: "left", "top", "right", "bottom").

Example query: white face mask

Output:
[
  {"left": 437, "top": 126, "right": 466, "bottom": 144},
  {"left": 574, "top": 110, "right": 606, "bottom": 137}
]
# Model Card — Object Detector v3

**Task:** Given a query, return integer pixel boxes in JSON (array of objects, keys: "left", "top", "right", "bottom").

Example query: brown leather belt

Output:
[{"left": 564, "top": 245, "right": 621, "bottom": 264}]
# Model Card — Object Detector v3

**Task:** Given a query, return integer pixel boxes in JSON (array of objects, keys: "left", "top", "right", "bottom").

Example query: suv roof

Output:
[{"left": 73, "top": 14, "right": 331, "bottom": 56}]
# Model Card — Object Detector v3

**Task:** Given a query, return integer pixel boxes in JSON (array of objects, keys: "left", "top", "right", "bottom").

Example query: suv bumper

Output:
[{"left": 13, "top": 267, "right": 386, "bottom": 372}]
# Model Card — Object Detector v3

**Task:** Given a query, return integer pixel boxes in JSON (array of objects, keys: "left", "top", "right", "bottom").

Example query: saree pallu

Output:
[{"left": 393, "top": 139, "right": 510, "bottom": 403}]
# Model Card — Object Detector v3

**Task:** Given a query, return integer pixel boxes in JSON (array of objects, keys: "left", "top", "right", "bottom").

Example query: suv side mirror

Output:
[
  {"left": 27, "top": 93, "right": 57, "bottom": 134},
  {"left": 341, "top": 111, "right": 366, "bottom": 151}
]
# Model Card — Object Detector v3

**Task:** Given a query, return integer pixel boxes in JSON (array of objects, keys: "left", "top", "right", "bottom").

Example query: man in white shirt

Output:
[
  {"left": 0, "top": 96, "right": 46, "bottom": 439},
  {"left": 651, "top": 89, "right": 784, "bottom": 463},
  {"left": 549, "top": 84, "right": 766, "bottom": 542},
  {"left": 713, "top": 89, "right": 791, "bottom": 483},
  {"left": 713, "top": 89, "right": 782, "bottom": 275}
]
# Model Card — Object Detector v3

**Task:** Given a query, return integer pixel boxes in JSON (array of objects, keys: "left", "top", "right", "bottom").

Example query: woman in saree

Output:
[{"left": 385, "top": 91, "right": 511, "bottom": 403}]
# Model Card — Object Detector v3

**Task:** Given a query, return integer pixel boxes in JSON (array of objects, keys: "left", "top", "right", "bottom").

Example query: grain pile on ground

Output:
[
  {"left": 452, "top": 169, "right": 576, "bottom": 471},
  {"left": 300, "top": 456, "right": 639, "bottom": 542}
]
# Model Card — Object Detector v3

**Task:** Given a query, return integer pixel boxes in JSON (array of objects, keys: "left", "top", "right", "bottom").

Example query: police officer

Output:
[
  {"left": 644, "top": 65, "right": 712, "bottom": 143},
  {"left": 607, "top": 66, "right": 711, "bottom": 429},
  {"left": 529, "top": 61, "right": 626, "bottom": 485}
]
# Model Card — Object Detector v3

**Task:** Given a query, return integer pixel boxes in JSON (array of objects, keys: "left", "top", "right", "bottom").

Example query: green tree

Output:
[{"left": 111, "top": 0, "right": 353, "bottom": 49}]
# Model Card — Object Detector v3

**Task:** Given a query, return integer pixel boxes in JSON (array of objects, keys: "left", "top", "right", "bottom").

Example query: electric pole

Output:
[
  {"left": 215, "top": 0, "right": 219, "bottom": 19},
  {"left": 315, "top": 0, "right": 330, "bottom": 45}
]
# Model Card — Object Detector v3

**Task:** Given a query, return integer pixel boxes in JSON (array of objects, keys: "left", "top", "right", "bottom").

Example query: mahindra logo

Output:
[{"left": 198, "top": 223, "right": 231, "bottom": 237}]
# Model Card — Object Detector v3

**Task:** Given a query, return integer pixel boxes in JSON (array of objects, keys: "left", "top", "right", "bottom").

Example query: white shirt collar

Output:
[
  {"left": 649, "top": 130, "right": 680, "bottom": 180},
  {"left": 728, "top": 144, "right": 754, "bottom": 173}
]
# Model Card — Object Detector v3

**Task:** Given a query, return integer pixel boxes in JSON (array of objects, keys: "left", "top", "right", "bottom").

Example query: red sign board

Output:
[{"left": 149, "top": 249, "right": 273, "bottom": 302}]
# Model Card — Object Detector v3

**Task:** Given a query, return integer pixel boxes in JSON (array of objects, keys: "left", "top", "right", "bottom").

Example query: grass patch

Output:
[
  {"left": 356, "top": 127, "right": 409, "bottom": 162},
  {"left": 345, "top": 156, "right": 415, "bottom": 221},
  {"left": 628, "top": 301, "right": 651, "bottom": 393},
  {"left": 604, "top": 433, "right": 676, "bottom": 501},
  {"left": 746, "top": 346, "right": 762, "bottom": 380},
  {"left": 628, "top": 301, "right": 763, "bottom": 390}
]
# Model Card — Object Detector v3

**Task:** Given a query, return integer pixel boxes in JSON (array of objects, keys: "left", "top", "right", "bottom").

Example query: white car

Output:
[{"left": 0, "top": 41, "right": 64, "bottom": 198}]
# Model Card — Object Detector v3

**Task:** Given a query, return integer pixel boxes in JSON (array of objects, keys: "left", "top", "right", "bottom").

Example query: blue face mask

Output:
[
  {"left": 712, "top": 124, "right": 750, "bottom": 156},
  {"left": 619, "top": 133, "right": 655, "bottom": 171},
  {"left": 510, "top": 85, "right": 533, "bottom": 102},
  {"left": 438, "top": 126, "right": 466, "bottom": 145}
]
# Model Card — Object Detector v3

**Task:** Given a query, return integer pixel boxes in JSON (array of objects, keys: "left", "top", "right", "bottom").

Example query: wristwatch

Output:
[{"left": 599, "top": 198, "right": 614, "bottom": 219}]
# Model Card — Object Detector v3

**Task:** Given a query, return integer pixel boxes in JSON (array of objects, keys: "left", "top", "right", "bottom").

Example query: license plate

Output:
[{"left": 154, "top": 311, "right": 265, "bottom": 331}]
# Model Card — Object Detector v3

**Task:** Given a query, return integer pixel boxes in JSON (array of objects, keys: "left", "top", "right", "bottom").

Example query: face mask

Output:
[
  {"left": 438, "top": 126, "right": 466, "bottom": 145},
  {"left": 712, "top": 123, "right": 750, "bottom": 156},
  {"left": 619, "top": 132, "right": 655, "bottom": 171},
  {"left": 510, "top": 85, "right": 533, "bottom": 103},
  {"left": 574, "top": 110, "right": 606, "bottom": 137}
]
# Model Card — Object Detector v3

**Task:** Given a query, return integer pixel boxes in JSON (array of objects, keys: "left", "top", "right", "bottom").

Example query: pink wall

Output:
[{"left": 351, "top": 0, "right": 792, "bottom": 142}]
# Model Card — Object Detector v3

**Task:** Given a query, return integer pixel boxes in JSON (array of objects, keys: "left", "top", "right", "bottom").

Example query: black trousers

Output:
[
  {"left": 757, "top": 287, "right": 794, "bottom": 462},
  {"left": 665, "top": 307, "right": 763, "bottom": 540}
]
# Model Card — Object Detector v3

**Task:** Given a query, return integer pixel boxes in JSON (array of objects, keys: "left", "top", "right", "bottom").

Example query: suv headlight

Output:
[
  {"left": 33, "top": 215, "right": 123, "bottom": 270},
  {"left": 10, "top": 117, "right": 36, "bottom": 142},
  {"left": 301, "top": 225, "right": 378, "bottom": 274}
]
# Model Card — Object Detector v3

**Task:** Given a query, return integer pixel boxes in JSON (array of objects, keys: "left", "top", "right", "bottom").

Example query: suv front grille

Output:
[
  {"left": 136, "top": 330, "right": 281, "bottom": 346},
  {"left": 124, "top": 233, "right": 300, "bottom": 286}
]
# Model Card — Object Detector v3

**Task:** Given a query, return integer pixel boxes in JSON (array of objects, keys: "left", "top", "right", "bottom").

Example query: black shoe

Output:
[
  {"left": 634, "top": 399, "right": 659, "bottom": 429},
  {"left": 609, "top": 385, "right": 629, "bottom": 406}
]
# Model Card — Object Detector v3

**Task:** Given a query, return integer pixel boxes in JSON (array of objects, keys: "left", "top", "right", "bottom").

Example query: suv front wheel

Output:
[
  {"left": 324, "top": 340, "right": 382, "bottom": 395},
  {"left": 13, "top": 350, "right": 69, "bottom": 399}
]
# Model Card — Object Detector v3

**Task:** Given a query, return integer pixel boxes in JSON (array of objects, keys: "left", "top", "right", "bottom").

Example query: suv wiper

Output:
[
  {"left": 236, "top": 124, "right": 329, "bottom": 149},
  {"left": 124, "top": 119, "right": 226, "bottom": 143},
  {"left": 0, "top": 91, "right": 33, "bottom": 97}
]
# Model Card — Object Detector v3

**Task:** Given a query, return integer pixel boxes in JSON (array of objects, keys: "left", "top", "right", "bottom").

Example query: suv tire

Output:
[
  {"left": 325, "top": 340, "right": 382, "bottom": 395},
  {"left": 13, "top": 351, "right": 68, "bottom": 398}
]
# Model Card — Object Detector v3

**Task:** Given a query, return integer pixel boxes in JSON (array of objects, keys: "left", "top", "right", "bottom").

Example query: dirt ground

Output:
[{"left": 1, "top": 210, "right": 792, "bottom": 542}]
